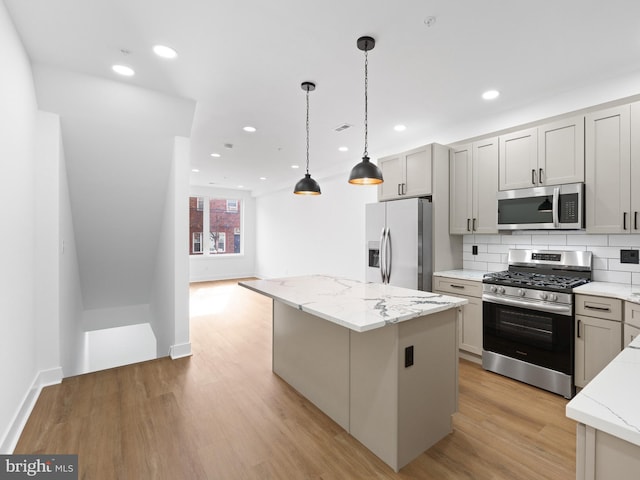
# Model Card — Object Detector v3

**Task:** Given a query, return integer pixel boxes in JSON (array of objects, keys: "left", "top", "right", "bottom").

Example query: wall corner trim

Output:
[
  {"left": 0, "top": 367, "right": 63, "bottom": 454},
  {"left": 170, "top": 342, "right": 192, "bottom": 360}
]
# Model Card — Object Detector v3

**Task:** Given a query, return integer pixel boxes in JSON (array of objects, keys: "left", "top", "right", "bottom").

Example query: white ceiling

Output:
[{"left": 7, "top": 0, "right": 640, "bottom": 197}]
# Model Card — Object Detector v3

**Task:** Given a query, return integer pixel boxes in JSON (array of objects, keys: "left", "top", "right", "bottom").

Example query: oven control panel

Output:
[
  {"left": 531, "top": 252, "right": 562, "bottom": 262},
  {"left": 483, "top": 284, "right": 572, "bottom": 305}
]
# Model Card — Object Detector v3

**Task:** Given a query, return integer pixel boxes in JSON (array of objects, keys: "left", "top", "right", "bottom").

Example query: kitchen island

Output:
[
  {"left": 566, "top": 334, "right": 640, "bottom": 480},
  {"left": 239, "top": 275, "right": 467, "bottom": 472}
]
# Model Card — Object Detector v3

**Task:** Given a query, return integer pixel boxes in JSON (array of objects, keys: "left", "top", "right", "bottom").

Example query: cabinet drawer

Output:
[
  {"left": 625, "top": 301, "right": 640, "bottom": 329},
  {"left": 433, "top": 277, "right": 482, "bottom": 298},
  {"left": 575, "top": 295, "right": 622, "bottom": 321}
]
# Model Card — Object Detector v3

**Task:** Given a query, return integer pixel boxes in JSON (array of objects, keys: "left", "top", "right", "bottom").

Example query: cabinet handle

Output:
[
  {"left": 531, "top": 169, "right": 536, "bottom": 185},
  {"left": 624, "top": 212, "right": 628, "bottom": 230},
  {"left": 402, "top": 183, "right": 407, "bottom": 195},
  {"left": 398, "top": 184, "right": 402, "bottom": 195},
  {"left": 467, "top": 218, "right": 471, "bottom": 232},
  {"left": 449, "top": 284, "right": 465, "bottom": 289},
  {"left": 539, "top": 168, "right": 544, "bottom": 184},
  {"left": 635, "top": 211, "right": 638, "bottom": 230},
  {"left": 472, "top": 218, "right": 477, "bottom": 231},
  {"left": 584, "top": 304, "right": 611, "bottom": 312},
  {"left": 577, "top": 319, "right": 581, "bottom": 338}
]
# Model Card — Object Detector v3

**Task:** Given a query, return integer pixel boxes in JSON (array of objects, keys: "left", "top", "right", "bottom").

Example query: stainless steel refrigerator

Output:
[{"left": 365, "top": 197, "right": 433, "bottom": 291}]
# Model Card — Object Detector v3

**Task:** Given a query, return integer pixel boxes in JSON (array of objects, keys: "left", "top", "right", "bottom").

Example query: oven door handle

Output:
[{"left": 483, "top": 294, "right": 572, "bottom": 316}]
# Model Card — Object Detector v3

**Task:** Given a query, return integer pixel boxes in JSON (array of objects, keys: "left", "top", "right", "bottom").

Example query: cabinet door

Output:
[
  {"left": 499, "top": 127, "right": 538, "bottom": 190},
  {"left": 630, "top": 102, "right": 640, "bottom": 231},
  {"left": 459, "top": 297, "right": 482, "bottom": 355},
  {"left": 585, "top": 105, "right": 631, "bottom": 233},
  {"left": 575, "top": 314, "right": 622, "bottom": 388},
  {"left": 378, "top": 155, "right": 404, "bottom": 201},
  {"left": 538, "top": 116, "right": 585, "bottom": 186},
  {"left": 449, "top": 144, "right": 473, "bottom": 234},
  {"left": 472, "top": 137, "right": 499, "bottom": 234},
  {"left": 404, "top": 146, "right": 432, "bottom": 197},
  {"left": 624, "top": 323, "right": 640, "bottom": 347}
]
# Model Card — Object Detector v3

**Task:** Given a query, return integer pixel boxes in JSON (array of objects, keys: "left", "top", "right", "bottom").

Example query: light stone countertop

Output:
[
  {"left": 432, "top": 269, "right": 489, "bottom": 282},
  {"left": 574, "top": 281, "right": 640, "bottom": 304},
  {"left": 566, "top": 335, "right": 640, "bottom": 447},
  {"left": 240, "top": 275, "right": 468, "bottom": 333}
]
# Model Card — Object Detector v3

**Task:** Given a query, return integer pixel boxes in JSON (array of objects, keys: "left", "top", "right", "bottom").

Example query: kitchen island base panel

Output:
[
  {"left": 576, "top": 423, "right": 640, "bottom": 480},
  {"left": 272, "top": 299, "right": 458, "bottom": 473},
  {"left": 272, "top": 301, "right": 350, "bottom": 430},
  {"left": 350, "top": 309, "right": 457, "bottom": 472}
]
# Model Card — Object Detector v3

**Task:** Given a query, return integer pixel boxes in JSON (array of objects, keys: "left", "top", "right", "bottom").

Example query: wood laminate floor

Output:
[{"left": 15, "top": 279, "right": 576, "bottom": 479}]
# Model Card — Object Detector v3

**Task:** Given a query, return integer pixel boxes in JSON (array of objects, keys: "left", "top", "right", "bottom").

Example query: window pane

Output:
[
  {"left": 189, "top": 197, "right": 204, "bottom": 255},
  {"left": 210, "top": 198, "right": 241, "bottom": 255}
]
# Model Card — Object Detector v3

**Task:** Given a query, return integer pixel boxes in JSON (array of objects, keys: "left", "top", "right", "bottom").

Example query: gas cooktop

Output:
[{"left": 482, "top": 270, "right": 590, "bottom": 292}]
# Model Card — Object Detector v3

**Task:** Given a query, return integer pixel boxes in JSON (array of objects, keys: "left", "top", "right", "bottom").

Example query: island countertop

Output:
[{"left": 240, "top": 275, "right": 468, "bottom": 333}]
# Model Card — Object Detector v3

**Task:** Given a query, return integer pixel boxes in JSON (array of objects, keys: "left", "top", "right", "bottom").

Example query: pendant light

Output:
[
  {"left": 294, "top": 81, "right": 321, "bottom": 195},
  {"left": 349, "top": 36, "right": 383, "bottom": 185}
]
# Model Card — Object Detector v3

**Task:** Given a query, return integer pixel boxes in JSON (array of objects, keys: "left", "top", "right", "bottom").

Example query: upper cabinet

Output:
[
  {"left": 498, "top": 116, "right": 585, "bottom": 190},
  {"left": 450, "top": 137, "right": 499, "bottom": 234},
  {"left": 378, "top": 145, "right": 432, "bottom": 201},
  {"left": 585, "top": 104, "right": 636, "bottom": 233}
]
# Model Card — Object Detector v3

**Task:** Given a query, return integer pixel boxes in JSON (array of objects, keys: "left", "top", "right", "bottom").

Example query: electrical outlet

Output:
[
  {"left": 620, "top": 249, "right": 639, "bottom": 264},
  {"left": 404, "top": 346, "right": 414, "bottom": 368},
  {"left": 472, "top": 245, "right": 478, "bottom": 255}
]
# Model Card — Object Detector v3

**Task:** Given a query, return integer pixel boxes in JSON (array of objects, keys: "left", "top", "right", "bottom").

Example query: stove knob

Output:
[
  {"left": 517, "top": 289, "right": 525, "bottom": 297},
  {"left": 490, "top": 285, "right": 497, "bottom": 293},
  {"left": 498, "top": 287, "right": 506, "bottom": 294},
  {"left": 540, "top": 292, "right": 548, "bottom": 301},
  {"left": 549, "top": 294, "right": 558, "bottom": 302}
]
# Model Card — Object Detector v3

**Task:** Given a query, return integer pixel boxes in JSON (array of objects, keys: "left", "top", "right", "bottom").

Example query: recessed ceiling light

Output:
[
  {"left": 394, "top": 124, "right": 407, "bottom": 132},
  {"left": 191, "top": 168, "right": 200, "bottom": 173},
  {"left": 259, "top": 177, "right": 267, "bottom": 180},
  {"left": 112, "top": 64, "right": 135, "bottom": 76},
  {"left": 153, "top": 45, "right": 178, "bottom": 59},
  {"left": 338, "top": 146, "right": 349, "bottom": 152},
  {"left": 482, "top": 90, "right": 500, "bottom": 100},
  {"left": 210, "top": 153, "right": 221, "bottom": 158},
  {"left": 291, "top": 165, "right": 300, "bottom": 169},
  {"left": 243, "top": 126, "right": 257, "bottom": 133},
  {"left": 237, "top": 185, "right": 244, "bottom": 189}
]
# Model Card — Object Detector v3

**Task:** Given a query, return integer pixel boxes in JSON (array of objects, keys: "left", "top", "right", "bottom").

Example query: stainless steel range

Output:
[{"left": 482, "top": 249, "right": 592, "bottom": 399}]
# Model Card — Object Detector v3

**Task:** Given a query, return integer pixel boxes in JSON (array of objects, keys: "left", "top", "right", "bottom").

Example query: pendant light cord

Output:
[
  {"left": 363, "top": 47, "right": 369, "bottom": 158},
  {"left": 306, "top": 87, "right": 310, "bottom": 174}
]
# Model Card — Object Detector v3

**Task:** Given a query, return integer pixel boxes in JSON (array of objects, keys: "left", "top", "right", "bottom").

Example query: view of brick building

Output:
[{"left": 189, "top": 197, "right": 241, "bottom": 255}]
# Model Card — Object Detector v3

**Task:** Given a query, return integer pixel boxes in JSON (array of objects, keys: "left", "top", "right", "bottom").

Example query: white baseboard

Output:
[
  {"left": 170, "top": 342, "right": 192, "bottom": 359},
  {"left": 0, "top": 367, "right": 63, "bottom": 454}
]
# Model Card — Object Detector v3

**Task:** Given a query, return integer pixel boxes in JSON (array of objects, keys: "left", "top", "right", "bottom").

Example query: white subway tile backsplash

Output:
[
  {"left": 469, "top": 233, "right": 640, "bottom": 285},
  {"left": 532, "top": 234, "right": 567, "bottom": 245},
  {"left": 609, "top": 235, "right": 640, "bottom": 247},
  {"left": 566, "top": 234, "right": 608, "bottom": 246},
  {"left": 593, "top": 270, "right": 632, "bottom": 284}
]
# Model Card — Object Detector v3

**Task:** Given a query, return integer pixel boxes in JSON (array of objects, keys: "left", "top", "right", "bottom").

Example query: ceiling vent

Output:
[{"left": 334, "top": 123, "right": 352, "bottom": 132}]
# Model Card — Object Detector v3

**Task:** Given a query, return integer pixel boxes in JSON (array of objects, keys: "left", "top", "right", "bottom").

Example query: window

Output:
[
  {"left": 189, "top": 196, "right": 242, "bottom": 256},
  {"left": 192, "top": 232, "right": 203, "bottom": 254}
]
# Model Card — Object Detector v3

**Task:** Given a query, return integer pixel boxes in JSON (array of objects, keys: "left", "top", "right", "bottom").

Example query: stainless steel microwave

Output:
[{"left": 496, "top": 183, "right": 584, "bottom": 230}]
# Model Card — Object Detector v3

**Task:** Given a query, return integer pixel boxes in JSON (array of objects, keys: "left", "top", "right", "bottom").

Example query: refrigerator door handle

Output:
[
  {"left": 379, "top": 228, "right": 387, "bottom": 283},
  {"left": 385, "top": 228, "right": 392, "bottom": 284}
]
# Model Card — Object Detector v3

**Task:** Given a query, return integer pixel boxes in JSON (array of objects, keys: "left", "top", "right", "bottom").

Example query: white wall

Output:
[
  {"left": 0, "top": 1, "right": 39, "bottom": 452},
  {"left": 189, "top": 186, "right": 257, "bottom": 282},
  {"left": 464, "top": 232, "right": 640, "bottom": 285},
  {"left": 57, "top": 119, "right": 84, "bottom": 377},
  {"left": 150, "top": 137, "right": 191, "bottom": 359},
  {"left": 255, "top": 173, "right": 378, "bottom": 280}
]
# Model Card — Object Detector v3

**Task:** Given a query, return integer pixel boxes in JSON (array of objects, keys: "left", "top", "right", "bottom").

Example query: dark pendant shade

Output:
[
  {"left": 294, "top": 173, "right": 321, "bottom": 195},
  {"left": 348, "top": 156, "right": 383, "bottom": 185}
]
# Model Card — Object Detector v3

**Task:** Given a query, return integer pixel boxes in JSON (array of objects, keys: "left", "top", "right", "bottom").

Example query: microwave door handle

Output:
[{"left": 552, "top": 187, "right": 560, "bottom": 227}]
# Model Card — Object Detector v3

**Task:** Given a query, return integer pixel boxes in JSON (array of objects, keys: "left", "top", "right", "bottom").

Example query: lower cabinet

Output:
[
  {"left": 433, "top": 276, "right": 482, "bottom": 358},
  {"left": 576, "top": 423, "right": 640, "bottom": 480},
  {"left": 624, "top": 301, "right": 640, "bottom": 347},
  {"left": 574, "top": 295, "right": 623, "bottom": 389}
]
